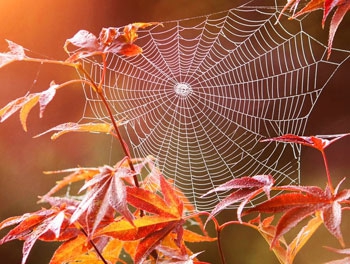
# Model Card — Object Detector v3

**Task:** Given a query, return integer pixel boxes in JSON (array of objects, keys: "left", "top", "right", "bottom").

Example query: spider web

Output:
[{"left": 78, "top": 4, "right": 349, "bottom": 211}]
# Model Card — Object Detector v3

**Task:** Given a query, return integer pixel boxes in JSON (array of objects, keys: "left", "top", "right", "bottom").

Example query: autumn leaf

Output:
[
  {"left": 261, "top": 133, "right": 350, "bottom": 152},
  {"left": 245, "top": 181, "right": 350, "bottom": 248},
  {"left": 0, "top": 96, "right": 30, "bottom": 123},
  {"left": 159, "top": 173, "right": 184, "bottom": 217},
  {"left": 101, "top": 238, "right": 125, "bottom": 264},
  {"left": 97, "top": 174, "right": 186, "bottom": 263},
  {"left": 202, "top": 175, "right": 274, "bottom": 223},
  {"left": 0, "top": 81, "right": 58, "bottom": 131},
  {"left": 182, "top": 229, "right": 217, "bottom": 243},
  {"left": 127, "top": 175, "right": 183, "bottom": 218},
  {"left": 135, "top": 220, "right": 179, "bottom": 264},
  {"left": 122, "top": 22, "right": 160, "bottom": 43},
  {"left": 64, "top": 30, "right": 99, "bottom": 53},
  {"left": 49, "top": 233, "right": 112, "bottom": 264},
  {"left": 155, "top": 244, "right": 206, "bottom": 264},
  {"left": 40, "top": 167, "right": 100, "bottom": 200},
  {"left": 324, "top": 246, "right": 350, "bottom": 264},
  {"left": 0, "top": 40, "right": 26, "bottom": 68},
  {"left": 247, "top": 212, "right": 322, "bottom": 264},
  {"left": 95, "top": 215, "right": 184, "bottom": 263},
  {"left": 248, "top": 215, "right": 288, "bottom": 264},
  {"left": 292, "top": 0, "right": 350, "bottom": 59},
  {"left": 286, "top": 211, "right": 323, "bottom": 263},
  {"left": 49, "top": 234, "right": 91, "bottom": 264},
  {"left": 39, "top": 81, "right": 58, "bottom": 117},
  {"left": 19, "top": 95, "right": 39, "bottom": 131},
  {"left": 277, "top": 0, "right": 350, "bottom": 59},
  {"left": 245, "top": 193, "right": 324, "bottom": 248},
  {"left": 35, "top": 122, "right": 114, "bottom": 140},
  {"left": 64, "top": 22, "right": 161, "bottom": 62},
  {"left": 41, "top": 156, "right": 156, "bottom": 202},
  {"left": 0, "top": 206, "right": 79, "bottom": 264},
  {"left": 95, "top": 215, "right": 180, "bottom": 241},
  {"left": 69, "top": 165, "right": 135, "bottom": 236},
  {"left": 263, "top": 133, "right": 350, "bottom": 193}
]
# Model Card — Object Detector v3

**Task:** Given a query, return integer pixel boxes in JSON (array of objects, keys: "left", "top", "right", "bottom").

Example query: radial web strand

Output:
[{"left": 78, "top": 5, "right": 350, "bottom": 211}]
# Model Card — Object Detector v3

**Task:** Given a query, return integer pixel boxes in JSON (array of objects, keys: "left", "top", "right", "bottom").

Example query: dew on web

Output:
[{"left": 76, "top": 4, "right": 350, "bottom": 211}]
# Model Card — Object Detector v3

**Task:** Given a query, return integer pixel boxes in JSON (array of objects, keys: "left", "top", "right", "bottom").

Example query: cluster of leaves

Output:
[
  {"left": 64, "top": 22, "right": 161, "bottom": 63},
  {"left": 278, "top": 0, "right": 350, "bottom": 59},
  {"left": 0, "top": 157, "right": 216, "bottom": 264},
  {"left": 202, "top": 133, "right": 350, "bottom": 264},
  {"left": 0, "top": 23, "right": 215, "bottom": 264},
  {"left": 0, "top": 2, "right": 350, "bottom": 263}
]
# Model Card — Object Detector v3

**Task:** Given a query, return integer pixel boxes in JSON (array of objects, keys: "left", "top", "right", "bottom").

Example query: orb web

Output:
[{"left": 78, "top": 4, "right": 350, "bottom": 211}]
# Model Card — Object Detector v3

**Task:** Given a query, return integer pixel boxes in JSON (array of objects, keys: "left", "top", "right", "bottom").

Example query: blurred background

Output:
[{"left": 0, "top": 0, "right": 349, "bottom": 263}]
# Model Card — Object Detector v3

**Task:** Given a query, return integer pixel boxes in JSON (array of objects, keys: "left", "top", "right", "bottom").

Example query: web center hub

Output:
[{"left": 174, "top": 82, "right": 193, "bottom": 98}]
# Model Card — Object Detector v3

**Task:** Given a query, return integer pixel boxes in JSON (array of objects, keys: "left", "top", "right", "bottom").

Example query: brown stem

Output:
[
  {"left": 194, "top": 212, "right": 226, "bottom": 264},
  {"left": 76, "top": 59, "right": 143, "bottom": 217},
  {"left": 79, "top": 226, "right": 108, "bottom": 264},
  {"left": 216, "top": 225, "right": 226, "bottom": 264},
  {"left": 94, "top": 55, "right": 139, "bottom": 188},
  {"left": 97, "top": 92, "right": 139, "bottom": 188},
  {"left": 321, "top": 149, "right": 334, "bottom": 194},
  {"left": 23, "top": 57, "right": 79, "bottom": 68}
]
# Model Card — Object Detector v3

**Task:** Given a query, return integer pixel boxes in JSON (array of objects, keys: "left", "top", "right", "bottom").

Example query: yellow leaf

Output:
[
  {"left": 287, "top": 212, "right": 323, "bottom": 263},
  {"left": 35, "top": 122, "right": 114, "bottom": 140},
  {"left": 0, "top": 96, "right": 26, "bottom": 122},
  {"left": 123, "top": 22, "right": 162, "bottom": 43},
  {"left": 182, "top": 229, "right": 217, "bottom": 243},
  {"left": 49, "top": 234, "right": 90, "bottom": 264},
  {"left": 102, "top": 238, "right": 125, "bottom": 263},
  {"left": 20, "top": 95, "right": 39, "bottom": 132},
  {"left": 249, "top": 216, "right": 288, "bottom": 264},
  {"left": 42, "top": 167, "right": 100, "bottom": 199},
  {"left": 51, "top": 122, "right": 113, "bottom": 139},
  {"left": 96, "top": 215, "right": 180, "bottom": 241}
]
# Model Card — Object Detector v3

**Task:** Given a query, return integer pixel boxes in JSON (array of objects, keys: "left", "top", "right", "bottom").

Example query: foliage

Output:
[
  {"left": 278, "top": 0, "right": 350, "bottom": 59},
  {"left": 0, "top": 2, "right": 349, "bottom": 263}
]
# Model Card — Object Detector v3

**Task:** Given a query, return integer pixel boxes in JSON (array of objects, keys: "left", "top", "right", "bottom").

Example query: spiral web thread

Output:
[{"left": 78, "top": 4, "right": 349, "bottom": 211}]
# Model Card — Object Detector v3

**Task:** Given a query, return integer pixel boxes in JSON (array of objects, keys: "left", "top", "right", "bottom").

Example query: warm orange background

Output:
[{"left": 0, "top": 1, "right": 349, "bottom": 263}]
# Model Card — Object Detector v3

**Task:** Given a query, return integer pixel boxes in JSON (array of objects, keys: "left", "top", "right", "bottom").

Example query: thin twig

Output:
[
  {"left": 79, "top": 226, "right": 108, "bottom": 264},
  {"left": 201, "top": 213, "right": 226, "bottom": 264},
  {"left": 321, "top": 150, "right": 334, "bottom": 194},
  {"left": 76, "top": 58, "right": 143, "bottom": 216}
]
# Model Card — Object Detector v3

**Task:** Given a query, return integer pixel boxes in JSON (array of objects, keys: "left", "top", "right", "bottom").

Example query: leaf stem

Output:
[
  {"left": 190, "top": 212, "right": 227, "bottom": 264},
  {"left": 204, "top": 214, "right": 226, "bottom": 264},
  {"left": 216, "top": 225, "right": 226, "bottom": 264},
  {"left": 79, "top": 226, "right": 108, "bottom": 264},
  {"left": 22, "top": 57, "right": 78, "bottom": 68},
  {"left": 76, "top": 62, "right": 140, "bottom": 189},
  {"left": 321, "top": 149, "right": 334, "bottom": 193},
  {"left": 216, "top": 220, "right": 257, "bottom": 264}
]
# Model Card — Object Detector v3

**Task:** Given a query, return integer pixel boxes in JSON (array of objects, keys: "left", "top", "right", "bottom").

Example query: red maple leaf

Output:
[
  {"left": 64, "top": 22, "right": 161, "bottom": 62},
  {"left": 96, "top": 174, "right": 185, "bottom": 264},
  {"left": 245, "top": 180, "right": 350, "bottom": 248},
  {"left": 0, "top": 81, "right": 58, "bottom": 131},
  {"left": 202, "top": 175, "right": 274, "bottom": 223},
  {"left": 0, "top": 40, "right": 26, "bottom": 68},
  {"left": 278, "top": 0, "right": 350, "bottom": 59},
  {"left": 0, "top": 203, "right": 79, "bottom": 264},
  {"left": 261, "top": 133, "right": 350, "bottom": 152},
  {"left": 69, "top": 164, "right": 136, "bottom": 236}
]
